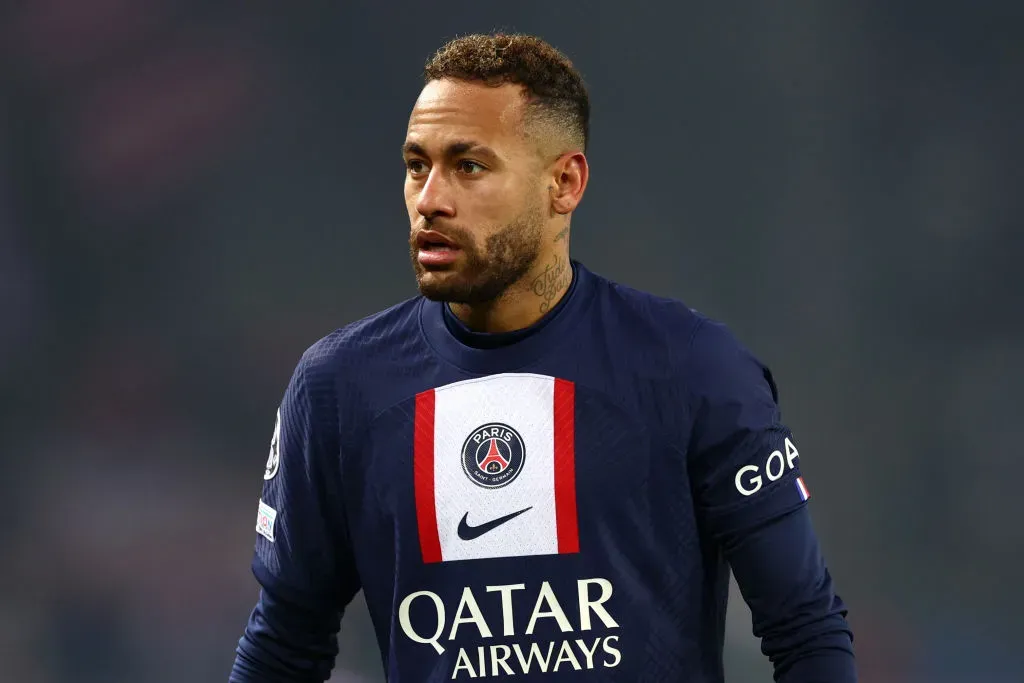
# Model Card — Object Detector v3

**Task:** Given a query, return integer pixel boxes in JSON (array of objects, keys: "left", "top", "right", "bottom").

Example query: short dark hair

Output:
[{"left": 423, "top": 33, "right": 590, "bottom": 153}]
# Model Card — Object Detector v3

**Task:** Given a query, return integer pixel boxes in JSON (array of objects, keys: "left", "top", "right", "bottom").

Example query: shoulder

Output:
[
  {"left": 587, "top": 269, "right": 704, "bottom": 360},
  {"left": 587, "top": 267, "right": 775, "bottom": 402},
  {"left": 278, "top": 296, "right": 428, "bottom": 436},
  {"left": 291, "top": 295, "right": 425, "bottom": 388},
  {"left": 684, "top": 313, "right": 779, "bottom": 408}
]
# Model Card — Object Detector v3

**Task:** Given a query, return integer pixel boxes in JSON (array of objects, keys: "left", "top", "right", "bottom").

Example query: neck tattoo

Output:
[{"left": 530, "top": 254, "right": 571, "bottom": 314}]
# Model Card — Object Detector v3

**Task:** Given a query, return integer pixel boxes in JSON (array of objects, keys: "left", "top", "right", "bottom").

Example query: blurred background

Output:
[{"left": 2, "top": 1, "right": 1021, "bottom": 681}]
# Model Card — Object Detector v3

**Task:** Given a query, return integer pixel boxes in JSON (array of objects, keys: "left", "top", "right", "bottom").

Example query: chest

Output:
[{"left": 342, "top": 372, "right": 695, "bottom": 566}]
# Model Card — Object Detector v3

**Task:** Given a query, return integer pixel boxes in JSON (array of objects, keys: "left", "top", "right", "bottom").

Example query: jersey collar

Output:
[{"left": 419, "top": 260, "right": 595, "bottom": 373}]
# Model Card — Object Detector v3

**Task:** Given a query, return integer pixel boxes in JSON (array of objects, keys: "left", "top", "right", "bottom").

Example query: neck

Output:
[{"left": 449, "top": 251, "right": 573, "bottom": 333}]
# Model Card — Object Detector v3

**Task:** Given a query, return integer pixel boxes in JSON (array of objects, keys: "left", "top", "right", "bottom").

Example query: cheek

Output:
[{"left": 466, "top": 182, "right": 515, "bottom": 223}]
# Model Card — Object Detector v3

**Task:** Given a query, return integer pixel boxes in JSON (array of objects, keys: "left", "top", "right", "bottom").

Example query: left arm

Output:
[
  {"left": 685, "top": 318, "right": 856, "bottom": 682},
  {"left": 722, "top": 505, "right": 855, "bottom": 681}
]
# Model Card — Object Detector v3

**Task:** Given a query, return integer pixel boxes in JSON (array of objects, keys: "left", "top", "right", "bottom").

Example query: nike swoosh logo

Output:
[{"left": 457, "top": 507, "right": 533, "bottom": 541}]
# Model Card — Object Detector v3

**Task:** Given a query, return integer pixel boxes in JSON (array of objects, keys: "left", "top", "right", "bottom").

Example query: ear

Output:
[{"left": 549, "top": 152, "right": 589, "bottom": 215}]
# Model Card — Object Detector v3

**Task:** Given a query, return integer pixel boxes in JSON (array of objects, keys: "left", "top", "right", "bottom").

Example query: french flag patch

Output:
[{"left": 795, "top": 477, "right": 811, "bottom": 501}]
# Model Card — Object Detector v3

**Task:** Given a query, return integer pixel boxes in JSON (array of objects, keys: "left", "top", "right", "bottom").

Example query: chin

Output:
[
  {"left": 415, "top": 270, "right": 464, "bottom": 301},
  {"left": 417, "top": 271, "right": 506, "bottom": 305}
]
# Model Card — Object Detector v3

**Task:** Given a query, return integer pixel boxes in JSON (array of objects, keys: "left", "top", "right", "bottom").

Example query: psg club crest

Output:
[{"left": 461, "top": 423, "right": 525, "bottom": 489}]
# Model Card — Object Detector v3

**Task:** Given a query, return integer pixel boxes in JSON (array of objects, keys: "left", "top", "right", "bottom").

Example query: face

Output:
[{"left": 404, "top": 79, "right": 549, "bottom": 304}]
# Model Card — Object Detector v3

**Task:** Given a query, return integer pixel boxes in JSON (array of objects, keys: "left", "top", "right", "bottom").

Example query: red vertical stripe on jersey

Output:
[
  {"left": 414, "top": 390, "right": 442, "bottom": 563},
  {"left": 553, "top": 378, "right": 579, "bottom": 554}
]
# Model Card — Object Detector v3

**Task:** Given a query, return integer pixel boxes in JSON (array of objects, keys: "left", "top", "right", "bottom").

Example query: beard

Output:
[{"left": 410, "top": 204, "right": 545, "bottom": 305}]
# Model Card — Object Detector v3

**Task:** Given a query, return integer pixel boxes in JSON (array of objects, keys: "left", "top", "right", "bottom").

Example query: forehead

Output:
[{"left": 406, "top": 79, "right": 528, "bottom": 150}]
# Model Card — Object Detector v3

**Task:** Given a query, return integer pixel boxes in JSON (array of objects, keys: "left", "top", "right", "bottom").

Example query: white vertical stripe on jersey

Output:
[{"left": 432, "top": 373, "right": 559, "bottom": 562}]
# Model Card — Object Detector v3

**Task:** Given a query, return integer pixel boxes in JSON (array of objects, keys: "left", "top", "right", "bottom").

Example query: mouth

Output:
[
  {"left": 415, "top": 230, "right": 460, "bottom": 252},
  {"left": 414, "top": 230, "right": 462, "bottom": 267}
]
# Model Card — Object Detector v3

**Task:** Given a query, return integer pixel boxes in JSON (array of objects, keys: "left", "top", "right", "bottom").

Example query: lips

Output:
[
  {"left": 415, "top": 229, "right": 462, "bottom": 267},
  {"left": 415, "top": 230, "right": 458, "bottom": 251}
]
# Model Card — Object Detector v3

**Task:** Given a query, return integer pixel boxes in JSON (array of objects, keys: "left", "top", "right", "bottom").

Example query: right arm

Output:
[
  {"left": 229, "top": 352, "right": 361, "bottom": 682},
  {"left": 230, "top": 586, "right": 342, "bottom": 682}
]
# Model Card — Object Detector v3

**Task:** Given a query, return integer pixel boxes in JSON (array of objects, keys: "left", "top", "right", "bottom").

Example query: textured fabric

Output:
[{"left": 231, "top": 261, "right": 855, "bottom": 682}]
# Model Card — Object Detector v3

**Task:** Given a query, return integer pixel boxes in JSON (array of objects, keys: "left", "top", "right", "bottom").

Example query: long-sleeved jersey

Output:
[{"left": 230, "top": 261, "right": 856, "bottom": 682}]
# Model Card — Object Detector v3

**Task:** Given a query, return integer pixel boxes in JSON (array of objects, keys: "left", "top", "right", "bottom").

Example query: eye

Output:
[
  {"left": 458, "top": 160, "right": 486, "bottom": 175},
  {"left": 406, "top": 159, "right": 428, "bottom": 176}
]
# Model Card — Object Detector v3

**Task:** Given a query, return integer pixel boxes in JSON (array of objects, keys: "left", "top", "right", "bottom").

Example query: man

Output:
[{"left": 230, "top": 33, "right": 856, "bottom": 682}]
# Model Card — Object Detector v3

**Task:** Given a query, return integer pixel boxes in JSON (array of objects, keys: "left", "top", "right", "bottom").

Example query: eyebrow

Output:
[{"left": 402, "top": 140, "right": 497, "bottom": 160}]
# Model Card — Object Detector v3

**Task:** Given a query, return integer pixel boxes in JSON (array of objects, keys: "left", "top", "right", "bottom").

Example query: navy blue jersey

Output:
[{"left": 231, "top": 262, "right": 855, "bottom": 682}]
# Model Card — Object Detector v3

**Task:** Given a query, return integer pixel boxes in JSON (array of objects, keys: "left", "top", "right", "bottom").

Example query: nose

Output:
[{"left": 414, "top": 168, "right": 455, "bottom": 219}]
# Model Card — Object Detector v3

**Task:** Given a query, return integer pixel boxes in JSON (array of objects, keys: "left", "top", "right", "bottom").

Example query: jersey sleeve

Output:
[
  {"left": 684, "top": 318, "right": 810, "bottom": 535},
  {"left": 684, "top": 318, "right": 856, "bottom": 681},
  {"left": 251, "top": 349, "right": 360, "bottom": 609}
]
